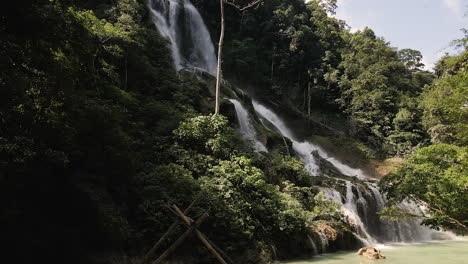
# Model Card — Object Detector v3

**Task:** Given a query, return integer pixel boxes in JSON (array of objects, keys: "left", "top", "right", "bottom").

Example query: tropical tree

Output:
[
  {"left": 380, "top": 144, "right": 468, "bottom": 232},
  {"left": 399, "top": 48, "right": 424, "bottom": 71},
  {"left": 421, "top": 49, "right": 468, "bottom": 146}
]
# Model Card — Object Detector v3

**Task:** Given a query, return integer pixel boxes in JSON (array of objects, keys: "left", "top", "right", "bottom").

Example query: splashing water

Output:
[
  {"left": 307, "top": 234, "right": 319, "bottom": 255},
  {"left": 251, "top": 99, "right": 456, "bottom": 251},
  {"left": 146, "top": 0, "right": 460, "bottom": 249},
  {"left": 229, "top": 99, "right": 268, "bottom": 152},
  {"left": 148, "top": 0, "right": 217, "bottom": 75},
  {"left": 343, "top": 181, "right": 378, "bottom": 245},
  {"left": 252, "top": 100, "right": 365, "bottom": 177}
]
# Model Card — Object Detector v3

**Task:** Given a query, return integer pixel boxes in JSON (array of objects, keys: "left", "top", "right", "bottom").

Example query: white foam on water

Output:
[
  {"left": 251, "top": 99, "right": 459, "bottom": 251},
  {"left": 229, "top": 99, "right": 268, "bottom": 152},
  {"left": 252, "top": 100, "right": 366, "bottom": 178},
  {"left": 148, "top": 0, "right": 217, "bottom": 75}
]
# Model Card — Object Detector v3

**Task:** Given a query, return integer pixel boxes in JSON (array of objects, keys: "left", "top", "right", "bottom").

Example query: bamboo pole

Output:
[
  {"left": 195, "top": 230, "right": 228, "bottom": 264},
  {"left": 169, "top": 208, "right": 232, "bottom": 262},
  {"left": 173, "top": 206, "right": 228, "bottom": 264},
  {"left": 152, "top": 214, "right": 208, "bottom": 264},
  {"left": 151, "top": 227, "right": 193, "bottom": 264},
  {"left": 143, "top": 196, "right": 201, "bottom": 263},
  {"left": 197, "top": 231, "right": 234, "bottom": 264},
  {"left": 215, "top": 0, "right": 225, "bottom": 115}
]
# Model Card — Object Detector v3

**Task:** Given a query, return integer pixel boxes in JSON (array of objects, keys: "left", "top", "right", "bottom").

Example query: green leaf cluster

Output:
[{"left": 380, "top": 144, "right": 468, "bottom": 232}]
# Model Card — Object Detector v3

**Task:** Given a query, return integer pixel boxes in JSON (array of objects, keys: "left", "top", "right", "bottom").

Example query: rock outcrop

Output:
[{"left": 357, "top": 247, "right": 386, "bottom": 260}]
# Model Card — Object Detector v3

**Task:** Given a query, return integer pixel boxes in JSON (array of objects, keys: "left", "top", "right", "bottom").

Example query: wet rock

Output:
[
  {"left": 221, "top": 99, "right": 237, "bottom": 124},
  {"left": 357, "top": 247, "right": 386, "bottom": 259},
  {"left": 312, "top": 151, "right": 347, "bottom": 178}
]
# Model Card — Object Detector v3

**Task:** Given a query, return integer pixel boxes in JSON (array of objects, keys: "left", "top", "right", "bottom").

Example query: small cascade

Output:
[
  {"left": 307, "top": 234, "right": 319, "bottom": 255},
  {"left": 148, "top": 0, "right": 217, "bottom": 75},
  {"left": 317, "top": 232, "right": 329, "bottom": 253},
  {"left": 281, "top": 136, "right": 291, "bottom": 156},
  {"left": 342, "top": 181, "right": 378, "bottom": 245},
  {"left": 252, "top": 100, "right": 365, "bottom": 177},
  {"left": 251, "top": 99, "right": 454, "bottom": 251},
  {"left": 320, "top": 188, "right": 343, "bottom": 203},
  {"left": 270, "top": 244, "right": 278, "bottom": 262},
  {"left": 229, "top": 99, "right": 268, "bottom": 152},
  {"left": 369, "top": 184, "right": 385, "bottom": 209}
]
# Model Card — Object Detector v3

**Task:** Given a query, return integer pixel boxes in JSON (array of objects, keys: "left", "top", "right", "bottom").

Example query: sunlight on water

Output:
[{"left": 283, "top": 241, "right": 468, "bottom": 264}]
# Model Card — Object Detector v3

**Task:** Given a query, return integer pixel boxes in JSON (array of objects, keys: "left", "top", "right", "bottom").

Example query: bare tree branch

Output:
[
  {"left": 214, "top": 0, "right": 263, "bottom": 114},
  {"left": 223, "top": 0, "right": 262, "bottom": 11}
]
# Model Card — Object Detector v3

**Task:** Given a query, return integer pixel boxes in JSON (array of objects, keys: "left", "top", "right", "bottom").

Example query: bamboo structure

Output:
[{"left": 144, "top": 198, "right": 231, "bottom": 264}]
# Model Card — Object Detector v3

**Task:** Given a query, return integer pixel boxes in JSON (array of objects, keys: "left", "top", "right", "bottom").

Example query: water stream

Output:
[
  {"left": 147, "top": 0, "right": 217, "bottom": 74},
  {"left": 252, "top": 100, "right": 365, "bottom": 177},
  {"left": 146, "top": 0, "right": 460, "bottom": 256},
  {"left": 229, "top": 99, "right": 268, "bottom": 152},
  {"left": 251, "top": 99, "right": 454, "bottom": 249}
]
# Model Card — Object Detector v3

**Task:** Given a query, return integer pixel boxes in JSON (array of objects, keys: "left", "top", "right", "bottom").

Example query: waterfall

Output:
[
  {"left": 251, "top": 99, "right": 453, "bottom": 251},
  {"left": 342, "top": 181, "right": 378, "bottom": 245},
  {"left": 270, "top": 245, "right": 278, "bottom": 262},
  {"left": 229, "top": 99, "right": 268, "bottom": 152},
  {"left": 252, "top": 100, "right": 365, "bottom": 177},
  {"left": 148, "top": 0, "right": 217, "bottom": 75},
  {"left": 318, "top": 232, "right": 329, "bottom": 253},
  {"left": 147, "top": 0, "right": 457, "bottom": 249},
  {"left": 307, "top": 234, "right": 319, "bottom": 255}
]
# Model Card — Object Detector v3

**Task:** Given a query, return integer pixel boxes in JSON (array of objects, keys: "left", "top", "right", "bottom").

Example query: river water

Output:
[{"left": 283, "top": 241, "right": 468, "bottom": 264}]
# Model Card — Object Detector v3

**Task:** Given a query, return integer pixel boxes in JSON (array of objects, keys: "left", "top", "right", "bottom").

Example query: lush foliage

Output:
[
  {"left": 381, "top": 39, "right": 468, "bottom": 233},
  {"left": 145, "top": 115, "right": 343, "bottom": 260},
  {"left": 421, "top": 51, "right": 468, "bottom": 146},
  {"left": 0, "top": 0, "right": 207, "bottom": 262},
  {"left": 198, "top": 0, "right": 433, "bottom": 156},
  {"left": 380, "top": 144, "right": 468, "bottom": 232},
  {"left": 2, "top": 0, "right": 466, "bottom": 262},
  {"left": 336, "top": 29, "right": 431, "bottom": 155},
  {"left": 174, "top": 115, "right": 236, "bottom": 158}
]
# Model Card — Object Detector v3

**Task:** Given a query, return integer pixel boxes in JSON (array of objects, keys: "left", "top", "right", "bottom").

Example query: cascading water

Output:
[
  {"left": 251, "top": 99, "right": 454, "bottom": 252},
  {"left": 147, "top": 0, "right": 458, "bottom": 250},
  {"left": 148, "top": 0, "right": 217, "bottom": 75},
  {"left": 229, "top": 99, "right": 268, "bottom": 152},
  {"left": 318, "top": 232, "right": 329, "bottom": 253},
  {"left": 252, "top": 100, "right": 365, "bottom": 177},
  {"left": 307, "top": 234, "right": 319, "bottom": 255},
  {"left": 342, "top": 181, "right": 378, "bottom": 245}
]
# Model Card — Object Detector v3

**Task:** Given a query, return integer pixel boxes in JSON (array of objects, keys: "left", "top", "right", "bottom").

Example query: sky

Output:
[{"left": 334, "top": 0, "right": 468, "bottom": 70}]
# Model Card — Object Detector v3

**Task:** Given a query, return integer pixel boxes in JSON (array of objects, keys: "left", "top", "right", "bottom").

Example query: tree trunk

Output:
[
  {"left": 308, "top": 82, "right": 311, "bottom": 117},
  {"left": 270, "top": 54, "right": 274, "bottom": 81},
  {"left": 124, "top": 55, "right": 128, "bottom": 90},
  {"left": 215, "top": 0, "right": 225, "bottom": 115},
  {"left": 195, "top": 230, "right": 228, "bottom": 264}
]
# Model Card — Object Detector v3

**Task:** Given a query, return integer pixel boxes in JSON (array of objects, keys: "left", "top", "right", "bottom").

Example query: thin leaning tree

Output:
[{"left": 214, "top": 0, "right": 263, "bottom": 114}]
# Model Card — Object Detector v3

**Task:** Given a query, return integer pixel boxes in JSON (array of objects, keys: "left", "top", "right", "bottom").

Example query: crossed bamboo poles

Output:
[{"left": 143, "top": 197, "right": 232, "bottom": 264}]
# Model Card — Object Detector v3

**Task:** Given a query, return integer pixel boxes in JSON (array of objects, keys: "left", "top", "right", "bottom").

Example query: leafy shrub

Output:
[
  {"left": 174, "top": 115, "right": 236, "bottom": 158},
  {"left": 380, "top": 144, "right": 468, "bottom": 232}
]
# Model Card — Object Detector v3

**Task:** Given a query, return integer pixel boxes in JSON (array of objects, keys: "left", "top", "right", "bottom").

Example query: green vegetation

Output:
[
  {"left": 199, "top": 0, "right": 433, "bottom": 157},
  {"left": 422, "top": 55, "right": 468, "bottom": 146},
  {"left": 1, "top": 0, "right": 467, "bottom": 263},
  {"left": 380, "top": 144, "right": 468, "bottom": 232},
  {"left": 0, "top": 0, "right": 213, "bottom": 262},
  {"left": 380, "top": 36, "right": 468, "bottom": 233},
  {"left": 142, "top": 115, "right": 347, "bottom": 261}
]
